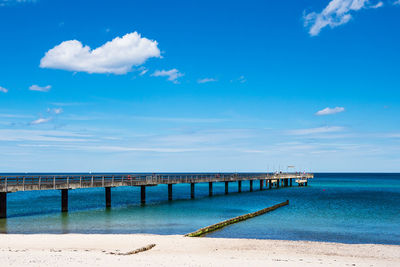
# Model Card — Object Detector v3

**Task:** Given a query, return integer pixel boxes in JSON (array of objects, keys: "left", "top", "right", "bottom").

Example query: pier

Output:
[{"left": 0, "top": 172, "right": 313, "bottom": 218}]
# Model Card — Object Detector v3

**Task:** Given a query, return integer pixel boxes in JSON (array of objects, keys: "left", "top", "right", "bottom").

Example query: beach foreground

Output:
[{"left": 0, "top": 234, "right": 399, "bottom": 266}]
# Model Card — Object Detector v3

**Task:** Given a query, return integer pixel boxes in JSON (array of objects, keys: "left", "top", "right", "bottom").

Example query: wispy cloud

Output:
[
  {"left": 152, "top": 69, "right": 183, "bottom": 83},
  {"left": 0, "top": 0, "right": 36, "bottom": 6},
  {"left": 197, "top": 78, "right": 217, "bottom": 84},
  {"left": 71, "top": 145, "right": 199, "bottom": 153},
  {"left": 0, "top": 113, "right": 33, "bottom": 118},
  {"left": 137, "top": 66, "right": 148, "bottom": 76},
  {"left": 154, "top": 129, "right": 254, "bottom": 146},
  {"left": 131, "top": 116, "right": 227, "bottom": 123},
  {"left": 40, "top": 31, "right": 161, "bottom": 75},
  {"left": 47, "top": 107, "right": 63, "bottom": 114},
  {"left": 50, "top": 102, "right": 86, "bottom": 106},
  {"left": 29, "top": 84, "right": 51, "bottom": 92},
  {"left": 304, "top": 0, "right": 384, "bottom": 36},
  {"left": 30, "top": 117, "right": 52, "bottom": 125},
  {"left": 0, "top": 86, "right": 8, "bottom": 93},
  {"left": 394, "top": 0, "right": 400, "bottom": 5},
  {"left": 0, "top": 129, "right": 91, "bottom": 142},
  {"left": 315, "top": 106, "right": 345, "bottom": 115},
  {"left": 288, "top": 126, "right": 344, "bottom": 135},
  {"left": 238, "top": 75, "right": 246, "bottom": 83}
]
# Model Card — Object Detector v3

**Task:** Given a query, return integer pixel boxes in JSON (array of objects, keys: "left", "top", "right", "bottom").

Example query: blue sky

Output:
[{"left": 0, "top": 0, "right": 400, "bottom": 172}]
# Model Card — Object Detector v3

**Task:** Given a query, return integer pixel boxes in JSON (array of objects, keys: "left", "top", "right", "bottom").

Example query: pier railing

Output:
[{"left": 0, "top": 173, "right": 313, "bottom": 193}]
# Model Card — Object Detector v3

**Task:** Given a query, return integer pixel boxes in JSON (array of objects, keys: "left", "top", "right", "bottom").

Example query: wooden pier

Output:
[{"left": 0, "top": 172, "right": 313, "bottom": 218}]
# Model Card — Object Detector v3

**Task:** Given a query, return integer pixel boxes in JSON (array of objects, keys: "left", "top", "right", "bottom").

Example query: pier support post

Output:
[
  {"left": 209, "top": 182, "right": 213, "bottom": 196},
  {"left": 191, "top": 183, "right": 195, "bottom": 199},
  {"left": 105, "top": 187, "right": 111, "bottom": 208},
  {"left": 269, "top": 180, "right": 272, "bottom": 189},
  {"left": 238, "top": 181, "right": 242, "bottom": 193},
  {"left": 225, "top": 181, "right": 229, "bottom": 194},
  {"left": 168, "top": 184, "right": 173, "bottom": 201},
  {"left": 250, "top": 180, "right": 253, "bottom": 192},
  {"left": 259, "top": 180, "right": 263, "bottom": 190},
  {"left": 0, "top": 192, "right": 6, "bottom": 219},
  {"left": 290, "top": 178, "right": 293, "bottom": 187},
  {"left": 305, "top": 180, "right": 308, "bottom": 186},
  {"left": 277, "top": 179, "right": 280, "bottom": 188},
  {"left": 285, "top": 179, "right": 288, "bottom": 187},
  {"left": 61, "top": 189, "right": 68, "bottom": 213},
  {"left": 141, "top": 186, "right": 146, "bottom": 205}
]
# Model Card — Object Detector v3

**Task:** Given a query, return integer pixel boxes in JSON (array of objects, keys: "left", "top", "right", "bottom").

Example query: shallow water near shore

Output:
[{"left": 0, "top": 173, "right": 399, "bottom": 245}]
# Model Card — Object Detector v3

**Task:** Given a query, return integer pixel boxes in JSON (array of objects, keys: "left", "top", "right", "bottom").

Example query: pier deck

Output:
[{"left": 0, "top": 172, "right": 313, "bottom": 218}]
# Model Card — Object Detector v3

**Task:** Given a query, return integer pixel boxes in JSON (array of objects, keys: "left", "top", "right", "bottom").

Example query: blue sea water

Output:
[{"left": 0, "top": 173, "right": 399, "bottom": 245}]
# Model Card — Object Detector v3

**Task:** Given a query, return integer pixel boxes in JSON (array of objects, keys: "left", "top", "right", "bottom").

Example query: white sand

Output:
[{"left": 0, "top": 234, "right": 399, "bottom": 266}]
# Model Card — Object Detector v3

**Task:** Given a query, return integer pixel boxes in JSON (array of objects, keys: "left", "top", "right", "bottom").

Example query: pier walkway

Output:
[{"left": 0, "top": 172, "right": 313, "bottom": 218}]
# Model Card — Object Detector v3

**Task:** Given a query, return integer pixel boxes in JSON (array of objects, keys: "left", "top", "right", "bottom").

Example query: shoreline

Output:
[{"left": 0, "top": 234, "right": 399, "bottom": 266}]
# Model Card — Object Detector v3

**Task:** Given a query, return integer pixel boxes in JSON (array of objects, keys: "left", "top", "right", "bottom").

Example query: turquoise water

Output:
[{"left": 1, "top": 173, "right": 399, "bottom": 245}]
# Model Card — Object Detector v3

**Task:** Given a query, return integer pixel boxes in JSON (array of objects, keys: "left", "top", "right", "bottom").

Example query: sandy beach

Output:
[{"left": 0, "top": 234, "right": 399, "bottom": 266}]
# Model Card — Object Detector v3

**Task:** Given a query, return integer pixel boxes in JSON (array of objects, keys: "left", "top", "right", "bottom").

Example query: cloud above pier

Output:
[{"left": 40, "top": 32, "right": 161, "bottom": 74}]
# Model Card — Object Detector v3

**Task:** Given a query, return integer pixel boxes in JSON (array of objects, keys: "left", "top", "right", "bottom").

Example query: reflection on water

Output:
[
  {"left": 61, "top": 212, "right": 69, "bottom": 234},
  {"left": 0, "top": 217, "right": 7, "bottom": 233}
]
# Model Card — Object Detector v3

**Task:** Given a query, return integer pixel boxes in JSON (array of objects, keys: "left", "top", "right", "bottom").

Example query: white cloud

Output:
[
  {"left": 152, "top": 69, "right": 183, "bottom": 83},
  {"left": 30, "top": 117, "right": 51, "bottom": 125},
  {"left": 304, "top": 0, "right": 384, "bottom": 36},
  {"left": 139, "top": 69, "right": 148, "bottom": 76},
  {"left": 394, "top": 0, "right": 400, "bottom": 5},
  {"left": 288, "top": 126, "right": 344, "bottom": 135},
  {"left": 0, "top": 86, "right": 8, "bottom": 93},
  {"left": 29, "top": 84, "right": 51, "bottom": 92},
  {"left": 47, "top": 107, "right": 63, "bottom": 114},
  {"left": 197, "top": 78, "right": 217, "bottom": 84},
  {"left": 40, "top": 31, "right": 161, "bottom": 74},
  {"left": 315, "top": 106, "right": 345, "bottom": 115}
]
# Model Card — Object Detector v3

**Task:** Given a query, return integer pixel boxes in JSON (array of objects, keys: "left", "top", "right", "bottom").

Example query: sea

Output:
[{"left": 0, "top": 173, "right": 399, "bottom": 245}]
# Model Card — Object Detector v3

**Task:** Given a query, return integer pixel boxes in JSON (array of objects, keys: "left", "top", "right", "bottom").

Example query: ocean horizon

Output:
[{"left": 0, "top": 173, "right": 399, "bottom": 245}]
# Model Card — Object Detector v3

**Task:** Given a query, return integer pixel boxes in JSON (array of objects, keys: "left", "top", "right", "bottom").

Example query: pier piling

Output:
[
  {"left": 250, "top": 180, "right": 253, "bottom": 192},
  {"left": 269, "top": 180, "right": 272, "bottom": 189},
  {"left": 277, "top": 179, "right": 280, "bottom": 188},
  {"left": 290, "top": 178, "right": 293, "bottom": 187},
  {"left": 238, "top": 181, "right": 242, "bottom": 193},
  {"left": 105, "top": 187, "right": 111, "bottom": 208},
  {"left": 209, "top": 182, "right": 213, "bottom": 196},
  {"left": 225, "top": 181, "right": 229, "bottom": 194},
  {"left": 141, "top": 186, "right": 146, "bottom": 204},
  {"left": 168, "top": 184, "right": 173, "bottom": 201},
  {"left": 191, "top": 183, "right": 195, "bottom": 199},
  {"left": 61, "top": 189, "right": 68, "bottom": 212},
  {"left": 259, "top": 180, "right": 263, "bottom": 190},
  {"left": 0, "top": 192, "right": 6, "bottom": 219}
]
